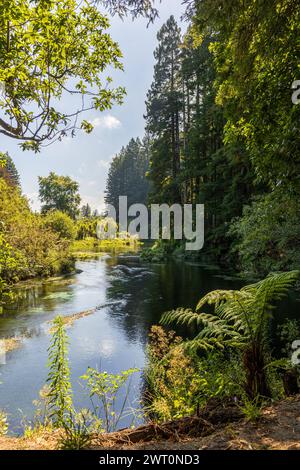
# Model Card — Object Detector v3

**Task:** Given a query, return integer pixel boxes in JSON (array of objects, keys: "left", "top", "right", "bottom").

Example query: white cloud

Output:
[
  {"left": 26, "top": 192, "right": 40, "bottom": 212},
  {"left": 91, "top": 115, "right": 121, "bottom": 130},
  {"left": 97, "top": 159, "right": 110, "bottom": 170},
  {"left": 81, "top": 194, "right": 105, "bottom": 213}
]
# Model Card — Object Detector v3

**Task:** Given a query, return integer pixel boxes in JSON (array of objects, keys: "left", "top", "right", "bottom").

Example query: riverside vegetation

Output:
[
  {"left": 0, "top": 271, "right": 299, "bottom": 449},
  {"left": 0, "top": 157, "right": 140, "bottom": 315}
]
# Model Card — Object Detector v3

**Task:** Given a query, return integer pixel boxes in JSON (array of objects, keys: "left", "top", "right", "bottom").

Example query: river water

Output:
[{"left": 0, "top": 254, "right": 299, "bottom": 433}]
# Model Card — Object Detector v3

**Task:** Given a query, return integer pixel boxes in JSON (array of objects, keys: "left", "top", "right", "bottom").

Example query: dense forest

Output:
[
  {"left": 106, "top": 2, "right": 300, "bottom": 276},
  {"left": 105, "top": 137, "right": 150, "bottom": 216}
]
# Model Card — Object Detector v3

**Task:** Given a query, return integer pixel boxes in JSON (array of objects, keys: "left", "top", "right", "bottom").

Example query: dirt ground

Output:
[{"left": 0, "top": 395, "right": 299, "bottom": 451}]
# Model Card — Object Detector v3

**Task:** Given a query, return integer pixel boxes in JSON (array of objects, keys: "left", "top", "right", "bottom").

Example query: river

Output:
[{"left": 0, "top": 253, "right": 299, "bottom": 433}]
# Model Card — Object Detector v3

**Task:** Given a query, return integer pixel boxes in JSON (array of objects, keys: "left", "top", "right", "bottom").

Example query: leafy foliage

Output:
[
  {"left": 229, "top": 189, "right": 300, "bottom": 275},
  {"left": 0, "top": 411, "right": 8, "bottom": 436},
  {"left": 47, "top": 316, "right": 73, "bottom": 426},
  {"left": 0, "top": 0, "right": 124, "bottom": 150},
  {"left": 239, "top": 396, "right": 263, "bottom": 422},
  {"left": 76, "top": 217, "right": 100, "bottom": 240},
  {"left": 0, "top": 178, "right": 74, "bottom": 283},
  {"left": 278, "top": 319, "right": 300, "bottom": 358},
  {"left": 137, "top": 3, "right": 299, "bottom": 274},
  {"left": 144, "top": 326, "right": 242, "bottom": 422},
  {"left": 192, "top": 0, "right": 300, "bottom": 188},
  {"left": 81, "top": 367, "right": 138, "bottom": 432},
  {"left": 43, "top": 210, "right": 77, "bottom": 241},
  {"left": 141, "top": 16, "right": 254, "bottom": 261},
  {"left": 39, "top": 172, "right": 81, "bottom": 219},
  {"left": 0, "top": 231, "right": 25, "bottom": 307},
  {"left": 99, "top": 0, "right": 159, "bottom": 23}
]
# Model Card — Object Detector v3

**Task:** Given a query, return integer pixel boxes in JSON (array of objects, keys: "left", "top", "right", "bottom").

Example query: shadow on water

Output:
[{"left": 0, "top": 254, "right": 299, "bottom": 433}]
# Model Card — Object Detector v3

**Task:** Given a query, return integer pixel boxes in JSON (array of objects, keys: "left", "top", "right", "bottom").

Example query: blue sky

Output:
[{"left": 2, "top": 0, "right": 186, "bottom": 213}]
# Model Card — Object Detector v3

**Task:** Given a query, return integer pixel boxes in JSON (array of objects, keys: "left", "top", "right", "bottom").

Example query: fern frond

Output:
[
  {"left": 195, "top": 289, "right": 249, "bottom": 312},
  {"left": 161, "top": 308, "right": 199, "bottom": 327},
  {"left": 160, "top": 271, "right": 299, "bottom": 356},
  {"left": 253, "top": 271, "right": 299, "bottom": 317},
  {"left": 182, "top": 337, "right": 225, "bottom": 352}
]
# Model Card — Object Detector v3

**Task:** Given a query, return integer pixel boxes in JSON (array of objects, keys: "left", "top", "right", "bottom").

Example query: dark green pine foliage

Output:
[
  {"left": 0, "top": 152, "right": 20, "bottom": 188},
  {"left": 181, "top": 34, "right": 254, "bottom": 260},
  {"left": 187, "top": 0, "right": 300, "bottom": 273},
  {"left": 105, "top": 137, "right": 150, "bottom": 219},
  {"left": 80, "top": 203, "right": 92, "bottom": 218},
  {"left": 145, "top": 20, "right": 254, "bottom": 261},
  {"left": 145, "top": 16, "right": 183, "bottom": 205}
]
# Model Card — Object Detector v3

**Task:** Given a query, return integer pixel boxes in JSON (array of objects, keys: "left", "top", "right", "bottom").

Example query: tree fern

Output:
[{"left": 161, "top": 271, "right": 299, "bottom": 399}]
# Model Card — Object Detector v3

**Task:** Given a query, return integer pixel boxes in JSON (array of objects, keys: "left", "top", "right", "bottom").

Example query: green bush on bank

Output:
[
  {"left": 141, "top": 240, "right": 176, "bottom": 263},
  {"left": 0, "top": 179, "right": 75, "bottom": 306},
  {"left": 72, "top": 235, "right": 141, "bottom": 255},
  {"left": 144, "top": 326, "right": 243, "bottom": 422},
  {"left": 43, "top": 211, "right": 77, "bottom": 241},
  {"left": 229, "top": 189, "right": 300, "bottom": 276}
]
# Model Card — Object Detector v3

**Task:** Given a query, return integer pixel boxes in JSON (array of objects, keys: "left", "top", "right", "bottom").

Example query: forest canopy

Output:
[{"left": 106, "top": 2, "right": 300, "bottom": 274}]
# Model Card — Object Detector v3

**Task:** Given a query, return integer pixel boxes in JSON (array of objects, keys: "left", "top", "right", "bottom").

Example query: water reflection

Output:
[{"left": 0, "top": 254, "right": 299, "bottom": 433}]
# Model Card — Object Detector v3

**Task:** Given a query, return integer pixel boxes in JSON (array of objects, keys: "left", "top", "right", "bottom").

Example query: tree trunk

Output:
[{"left": 243, "top": 342, "right": 272, "bottom": 400}]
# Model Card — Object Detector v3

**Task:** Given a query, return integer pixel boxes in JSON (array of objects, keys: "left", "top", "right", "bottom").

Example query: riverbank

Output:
[{"left": 0, "top": 395, "right": 299, "bottom": 450}]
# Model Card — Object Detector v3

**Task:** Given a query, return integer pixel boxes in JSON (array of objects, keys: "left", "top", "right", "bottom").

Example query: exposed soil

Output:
[{"left": 0, "top": 395, "right": 299, "bottom": 450}]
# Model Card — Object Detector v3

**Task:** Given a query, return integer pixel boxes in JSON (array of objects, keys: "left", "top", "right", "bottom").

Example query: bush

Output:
[
  {"left": 76, "top": 217, "right": 99, "bottom": 240},
  {"left": 141, "top": 240, "right": 173, "bottom": 262},
  {"left": 81, "top": 367, "right": 139, "bottom": 433},
  {"left": 0, "top": 233, "right": 25, "bottom": 310},
  {"left": 144, "top": 326, "right": 241, "bottom": 422},
  {"left": 43, "top": 210, "right": 77, "bottom": 240},
  {"left": 0, "top": 411, "right": 8, "bottom": 436},
  {"left": 0, "top": 179, "right": 74, "bottom": 282},
  {"left": 229, "top": 189, "right": 300, "bottom": 276}
]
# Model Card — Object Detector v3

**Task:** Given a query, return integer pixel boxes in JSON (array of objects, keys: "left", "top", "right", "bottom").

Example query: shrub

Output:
[
  {"left": 0, "top": 179, "right": 74, "bottom": 280},
  {"left": 0, "top": 232, "right": 26, "bottom": 310},
  {"left": 0, "top": 411, "right": 8, "bottom": 436},
  {"left": 144, "top": 326, "right": 240, "bottom": 422},
  {"left": 81, "top": 367, "right": 139, "bottom": 432},
  {"left": 141, "top": 240, "right": 173, "bottom": 262},
  {"left": 229, "top": 190, "right": 300, "bottom": 276},
  {"left": 76, "top": 217, "right": 99, "bottom": 240},
  {"left": 161, "top": 271, "right": 299, "bottom": 400}
]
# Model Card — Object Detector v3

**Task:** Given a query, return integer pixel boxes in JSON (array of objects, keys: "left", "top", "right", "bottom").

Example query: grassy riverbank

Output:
[{"left": 71, "top": 237, "right": 141, "bottom": 258}]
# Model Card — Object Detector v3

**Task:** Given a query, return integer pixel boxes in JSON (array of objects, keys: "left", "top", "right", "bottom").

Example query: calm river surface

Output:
[{"left": 0, "top": 254, "right": 299, "bottom": 433}]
